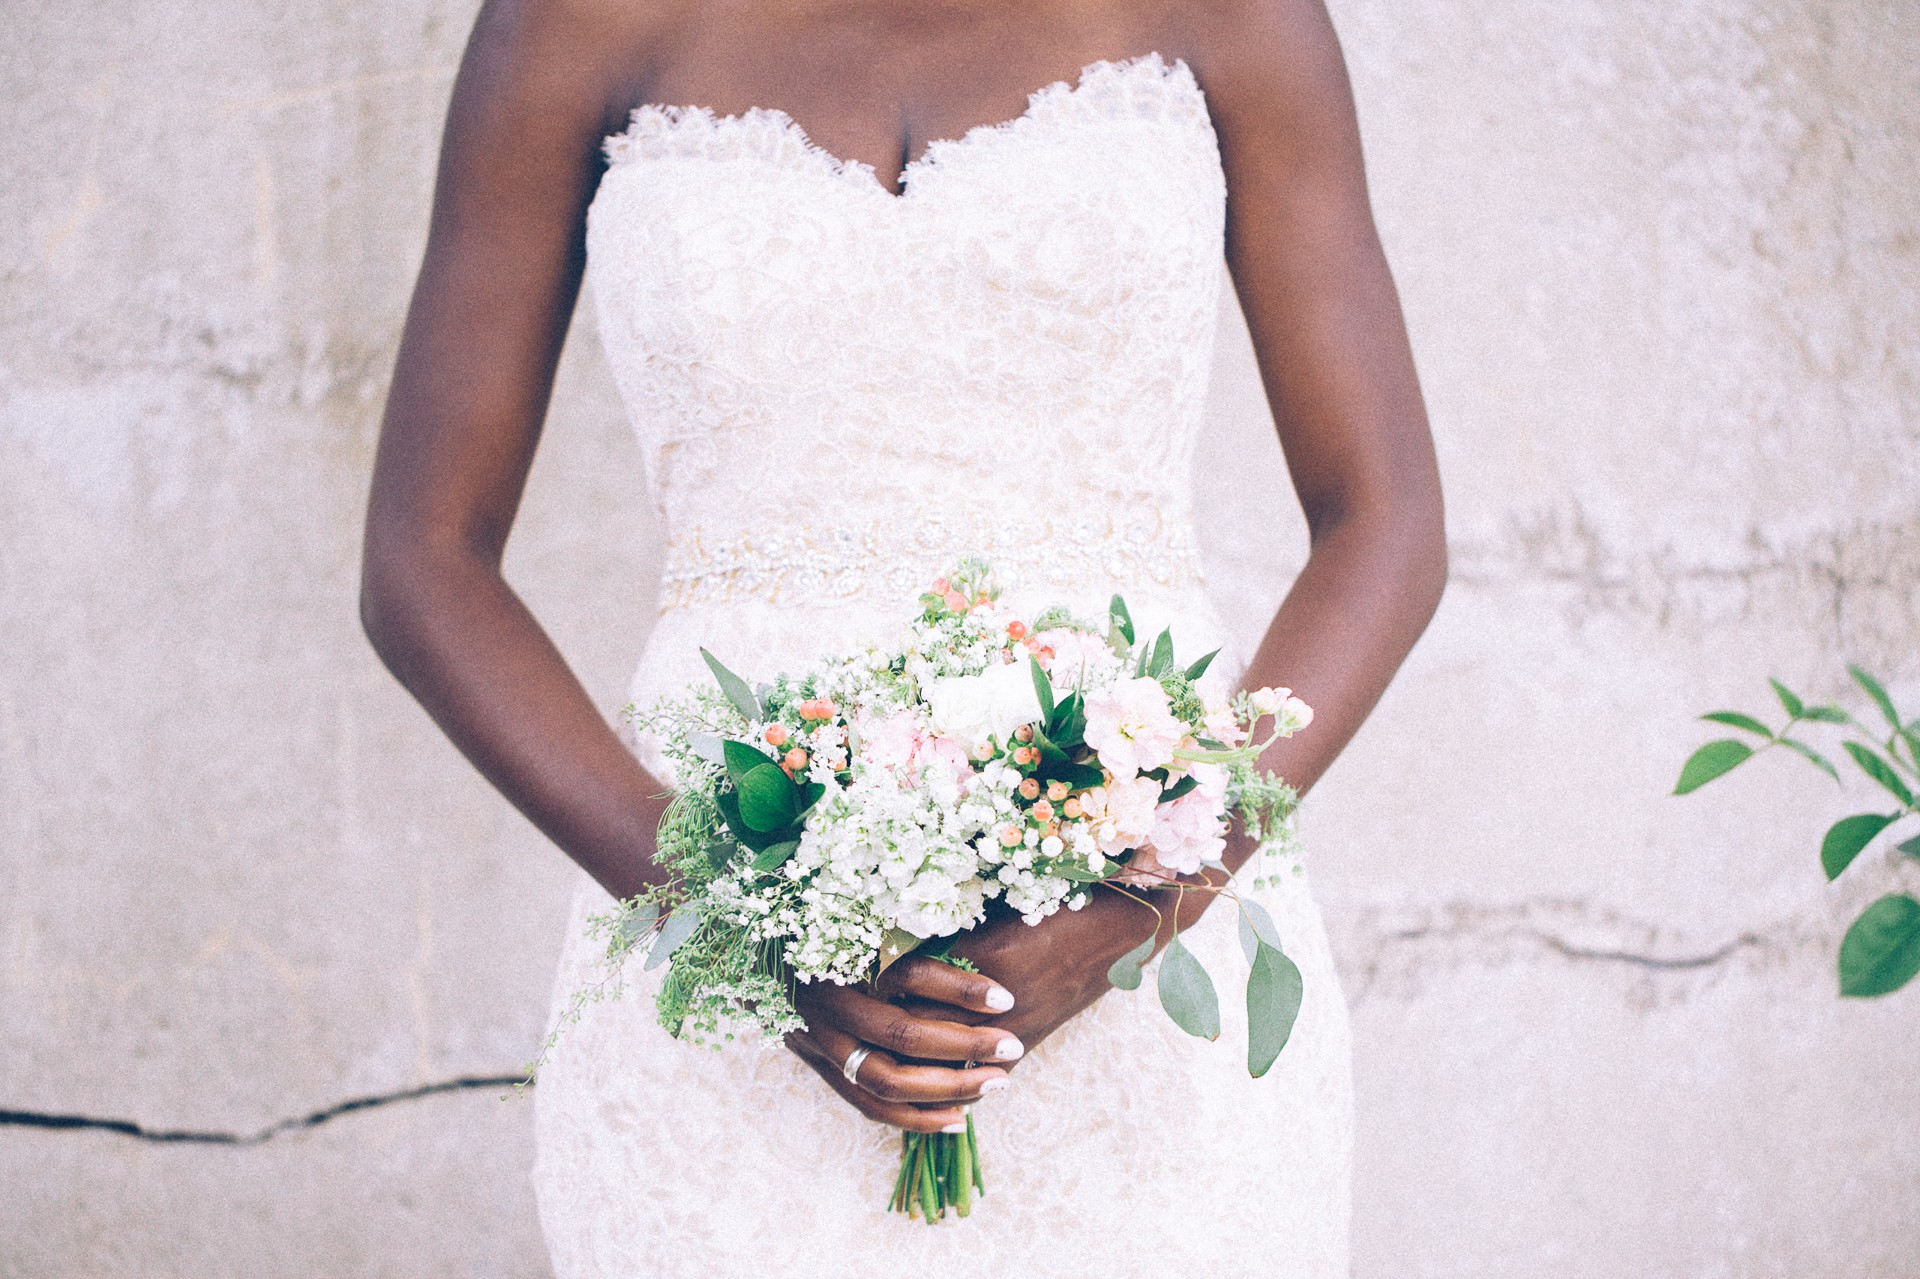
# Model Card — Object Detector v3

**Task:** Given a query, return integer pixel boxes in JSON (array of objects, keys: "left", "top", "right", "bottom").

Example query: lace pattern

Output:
[{"left": 537, "top": 52, "right": 1354, "bottom": 1275}]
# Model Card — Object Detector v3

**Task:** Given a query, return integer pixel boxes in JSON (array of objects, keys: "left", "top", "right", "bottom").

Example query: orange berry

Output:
[
  {"left": 944, "top": 590, "right": 968, "bottom": 612},
  {"left": 1031, "top": 799, "right": 1054, "bottom": 823},
  {"left": 1062, "top": 797, "right": 1083, "bottom": 819},
  {"left": 784, "top": 748, "right": 809, "bottom": 772},
  {"left": 1046, "top": 780, "right": 1069, "bottom": 802},
  {"left": 931, "top": 577, "right": 950, "bottom": 594},
  {"left": 1018, "top": 778, "right": 1041, "bottom": 800},
  {"left": 1014, "top": 724, "right": 1034, "bottom": 743},
  {"left": 998, "top": 825, "right": 1023, "bottom": 848},
  {"left": 1007, "top": 620, "right": 1028, "bottom": 641},
  {"left": 763, "top": 724, "right": 789, "bottom": 748}
]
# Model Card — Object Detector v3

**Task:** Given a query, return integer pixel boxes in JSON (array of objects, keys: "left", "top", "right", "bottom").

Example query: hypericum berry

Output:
[
  {"left": 931, "top": 577, "right": 950, "bottom": 595},
  {"left": 763, "top": 724, "right": 789, "bottom": 748},
  {"left": 1007, "top": 620, "right": 1028, "bottom": 641},
  {"left": 1046, "top": 780, "right": 1069, "bottom": 802},
  {"left": 1062, "top": 797, "right": 1084, "bottom": 819},
  {"left": 783, "top": 748, "right": 809, "bottom": 772},
  {"left": 944, "top": 590, "right": 968, "bottom": 612},
  {"left": 1014, "top": 724, "right": 1035, "bottom": 743},
  {"left": 1011, "top": 746, "right": 1036, "bottom": 766},
  {"left": 1018, "top": 778, "right": 1041, "bottom": 800},
  {"left": 1031, "top": 799, "right": 1054, "bottom": 823},
  {"left": 998, "top": 824, "right": 1023, "bottom": 848}
]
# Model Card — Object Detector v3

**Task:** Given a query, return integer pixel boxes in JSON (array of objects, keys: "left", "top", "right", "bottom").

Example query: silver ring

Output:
[{"left": 841, "top": 1045, "right": 873, "bottom": 1087}]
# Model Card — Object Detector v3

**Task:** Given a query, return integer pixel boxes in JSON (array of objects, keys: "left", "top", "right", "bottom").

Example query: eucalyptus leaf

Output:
[
  {"left": 1898, "top": 833, "right": 1920, "bottom": 863},
  {"left": 1848, "top": 664, "right": 1902, "bottom": 732},
  {"left": 736, "top": 762, "right": 799, "bottom": 831},
  {"left": 1779, "top": 737, "right": 1840, "bottom": 782},
  {"left": 685, "top": 732, "right": 729, "bottom": 765},
  {"left": 1837, "top": 893, "right": 1920, "bottom": 997},
  {"left": 700, "top": 648, "right": 761, "bottom": 721},
  {"left": 1245, "top": 942, "right": 1304, "bottom": 1078},
  {"left": 1768, "top": 678, "right": 1805, "bottom": 720},
  {"left": 1242, "top": 899, "right": 1284, "bottom": 951},
  {"left": 617, "top": 901, "right": 660, "bottom": 942},
  {"left": 644, "top": 905, "right": 699, "bottom": 970},
  {"left": 1030, "top": 656, "right": 1055, "bottom": 721},
  {"left": 1148, "top": 628, "right": 1174, "bottom": 678},
  {"left": 1844, "top": 741, "right": 1915, "bottom": 808},
  {"left": 1156, "top": 934, "right": 1221, "bottom": 1040},
  {"left": 1700, "top": 711, "right": 1773, "bottom": 738},
  {"left": 1184, "top": 648, "right": 1220, "bottom": 680},
  {"left": 1821, "top": 813, "right": 1897, "bottom": 880},
  {"left": 875, "top": 926, "right": 922, "bottom": 979},
  {"left": 1106, "top": 933, "right": 1156, "bottom": 991},
  {"left": 1109, "top": 595, "right": 1135, "bottom": 645},
  {"left": 1673, "top": 739, "right": 1754, "bottom": 795}
]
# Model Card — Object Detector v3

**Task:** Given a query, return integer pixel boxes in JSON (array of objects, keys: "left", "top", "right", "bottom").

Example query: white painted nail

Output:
[
  {"left": 983, "top": 986, "right": 1016, "bottom": 1012},
  {"left": 992, "top": 1036, "right": 1025, "bottom": 1061},
  {"left": 979, "top": 1077, "right": 1010, "bottom": 1094},
  {"left": 941, "top": 1121, "right": 969, "bottom": 1134}
]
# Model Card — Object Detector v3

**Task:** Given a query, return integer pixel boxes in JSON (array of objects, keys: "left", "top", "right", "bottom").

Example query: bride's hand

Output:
[{"left": 784, "top": 956, "right": 1025, "bottom": 1133}]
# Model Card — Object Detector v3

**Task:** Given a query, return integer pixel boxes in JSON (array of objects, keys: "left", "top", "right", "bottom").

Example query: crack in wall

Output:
[{"left": 0, "top": 1074, "right": 528, "bottom": 1147}]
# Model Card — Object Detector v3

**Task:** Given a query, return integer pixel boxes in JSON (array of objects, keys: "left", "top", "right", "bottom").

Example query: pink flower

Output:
[
  {"left": 1082, "top": 677, "right": 1185, "bottom": 781},
  {"left": 1031, "top": 628, "right": 1120, "bottom": 685},
  {"left": 856, "top": 710, "right": 971, "bottom": 791},
  {"left": 1144, "top": 786, "right": 1228, "bottom": 876},
  {"left": 1077, "top": 775, "right": 1160, "bottom": 856}
]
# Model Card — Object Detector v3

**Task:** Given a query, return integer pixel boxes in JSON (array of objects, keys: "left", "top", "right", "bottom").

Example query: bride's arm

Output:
[
  {"left": 370, "top": 1, "right": 1013, "bottom": 1127},
  {"left": 933, "top": 0, "right": 1446, "bottom": 1048},
  {"left": 362, "top": 0, "right": 669, "bottom": 900}
]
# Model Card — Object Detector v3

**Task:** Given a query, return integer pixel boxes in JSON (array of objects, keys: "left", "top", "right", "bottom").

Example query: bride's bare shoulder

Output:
[{"left": 454, "top": 0, "right": 693, "bottom": 138}]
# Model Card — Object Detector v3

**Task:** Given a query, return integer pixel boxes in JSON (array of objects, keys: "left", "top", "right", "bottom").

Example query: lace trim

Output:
[
  {"left": 603, "top": 52, "right": 1211, "bottom": 197},
  {"left": 658, "top": 512, "right": 1206, "bottom": 613}
]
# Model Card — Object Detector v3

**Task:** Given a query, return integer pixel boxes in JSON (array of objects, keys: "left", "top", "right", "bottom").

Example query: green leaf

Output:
[
  {"left": 1848, "top": 664, "right": 1901, "bottom": 732},
  {"left": 616, "top": 901, "right": 660, "bottom": 942},
  {"left": 751, "top": 839, "right": 800, "bottom": 874},
  {"left": 1052, "top": 860, "right": 1110, "bottom": 883},
  {"left": 1778, "top": 737, "right": 1841, "bottom": 783},
  {"left": 722, "top": 739, "right": 781, "bottom": 788},
  {"left": 1673, "top": 739, "right": 1754, "bottom": 795},
  {"left": 1184, "top": 648, "right": 1220, "bottom": 681},
  {"left": 1897, "top": 833, "right": 1920, "bottom": 863},
  {"left": 1161, "top": 775, "right": 1199, "bottom": 803},
  {"left": 1821, "top": 813, "right": 1898, "bottom": 880},
  {"left": 795, "top": 781, "right": 826, "bottom": 816},
  {"left": 1242, "top": 899, "right": 1284, "bottom": 951},
  {"left": 1106, "top": 933, "right": 1156, "bottom": 991},
  {"left": 644, "top": 905, "right": 699, "bottom": 970},
  {"left": 1148, "top": 628, "right": 1174, "bottom": 678},
  {"left": 1768, "top": 678, "right": 1805, "bottom": 720},
  {"left": 704, "top": 839, "right": 737, "bottom": 872},
  {"left": 1844, "top": 741, "right": 1916, "bottom": 808},
  {"left": 1047, "top": 690, "right": 1086, "bottom": 750},
  {"left": 685, "top": 732, "right": 728, "bottom": 765},
  {"left": 1156, "top": 933, "right": 1221, "bottom": 1040},
  {"left": 700, "top": 648, "right": 761, "bottom": 721},
  {"left": 1801, "top": 705, "right": 1851, "bottom": 725},
  {"left": 1044, "top": 760, "right": 1106, "bottom": 790},
  {"left": 1245, "top": 942, "right": 1304, "bottom": 1078},
  {"left": 1108, "top": 595, "right": 1134, "bottom": 645},
  {"left": 1837, "top": 894, "right": 1920, "bottom": 997},
  {"left": 1700, "top": 711, "right": 1773, "bottom": 738},
  {"left": 1029, "top": 656, "right": 1055, "bottom": 721},
  {"left": 736, "top": 762, "right": 798, "bottom": 831}
]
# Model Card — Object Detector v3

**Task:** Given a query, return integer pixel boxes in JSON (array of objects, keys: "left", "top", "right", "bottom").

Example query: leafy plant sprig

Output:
[{"left": 1676, "top": 664, "right": 1920, "bottom": 997}]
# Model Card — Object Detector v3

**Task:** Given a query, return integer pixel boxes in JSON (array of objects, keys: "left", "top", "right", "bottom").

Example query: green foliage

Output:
[
  {"left": 1838, "top": 895, "right": 1920, "bottom": 998},
  {"left": 1245, "top": 942, "right": 1304, "bottom": 1078},
  {"left": 1156, "top": 933, "right": 1221, "bottom": 1040},
  {"left": 1108, "top": 594, "right": 1135, "bottom": 645},
  {"left": 1106, "top": 933, "right": 1156, "bottom": 991},
  {"left": 1679, "top": 666, "right": 1919, "bottom": 997},
  {"left": 701, "top": 648, "right": 760, "bottom": 721}
]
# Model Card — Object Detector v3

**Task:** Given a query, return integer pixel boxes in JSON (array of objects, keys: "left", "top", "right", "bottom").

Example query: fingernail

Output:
[
  {"left": 979, "top": 1077, "right": 1010, "bottom": 1094},
  {"left": 993, "top": 1035, "right": 1025, "bottom": 1061},
  {"left": 984, "top": 985, "right": 1016, "bottom": 1012},
  {"left": 941, "top": 1120, "right": 969, "bottom": 1134}
]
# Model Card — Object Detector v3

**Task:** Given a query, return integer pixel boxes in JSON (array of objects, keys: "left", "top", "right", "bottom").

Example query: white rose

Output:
[{"left": 925, "top": 661, "right": 1056, "bottom": 751}]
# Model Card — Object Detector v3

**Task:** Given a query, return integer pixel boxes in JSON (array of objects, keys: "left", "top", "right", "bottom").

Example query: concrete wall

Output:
[{"left": 2, "top": 2, "right": 1915, "bottom": 1275}]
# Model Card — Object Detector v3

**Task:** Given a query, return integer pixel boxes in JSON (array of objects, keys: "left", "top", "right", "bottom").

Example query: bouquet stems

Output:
[{"left": 890, "top": 1113, "right": 984, "bottom": 1221}]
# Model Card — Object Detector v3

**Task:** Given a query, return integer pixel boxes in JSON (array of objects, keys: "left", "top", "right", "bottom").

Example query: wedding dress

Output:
[{"left": 532, "top": 53, "right": 1353, "bottom": 1277}]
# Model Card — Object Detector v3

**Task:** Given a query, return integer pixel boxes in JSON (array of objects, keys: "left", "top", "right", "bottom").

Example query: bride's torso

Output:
[{"left": 583, "top": 52, "right": 1233, "bottom": 749}]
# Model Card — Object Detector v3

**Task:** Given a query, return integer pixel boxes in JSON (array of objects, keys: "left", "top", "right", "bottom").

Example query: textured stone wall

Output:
[{"left": 2, "top": 2, "right": 1915, "bottom": 1275}]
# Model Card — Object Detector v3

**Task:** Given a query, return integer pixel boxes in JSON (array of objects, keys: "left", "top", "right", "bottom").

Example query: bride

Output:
[{"left": 361, "top": 0, "right": 1444, "bottom": 1273}]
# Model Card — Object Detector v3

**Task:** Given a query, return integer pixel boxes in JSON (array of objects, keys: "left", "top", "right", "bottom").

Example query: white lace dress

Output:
[{"left": 532, "top": 54, "right": 1354, "bottom": 1277}]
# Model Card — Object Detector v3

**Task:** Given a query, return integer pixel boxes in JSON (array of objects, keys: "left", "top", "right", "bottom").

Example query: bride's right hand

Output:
[{"left": 783, "top": 956, "right": 1025, "bottom": 1133}]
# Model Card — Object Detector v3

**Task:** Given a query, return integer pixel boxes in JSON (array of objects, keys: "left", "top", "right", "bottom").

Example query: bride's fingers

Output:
[
  {"left": 783, "top": 1032, "right": 976, "bottom": 1134},
  {"left": 802, "top": 1025, "right": 1008, "bottom": 1104},
  {"left": 874, "top": 955, "right": 1017, "bottom": 1015},
  {"left": 810, "top": 982, "right": 1023, "bottom": 1065}
]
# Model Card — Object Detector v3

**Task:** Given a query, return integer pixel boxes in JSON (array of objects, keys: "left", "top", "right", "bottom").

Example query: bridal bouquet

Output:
[{"left": 596, "top": 561, "right": 1312, "bottom": 1220}]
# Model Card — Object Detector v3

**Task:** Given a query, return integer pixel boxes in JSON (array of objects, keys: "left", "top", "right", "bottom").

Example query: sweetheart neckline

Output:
[{"left": 602, "top": 51, "right": 1206, "bottom": 202}]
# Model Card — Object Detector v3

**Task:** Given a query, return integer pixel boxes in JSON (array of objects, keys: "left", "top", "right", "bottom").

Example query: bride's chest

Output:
[{"left": 583, "top": 55, "right": 1225, "bottom": 339}]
